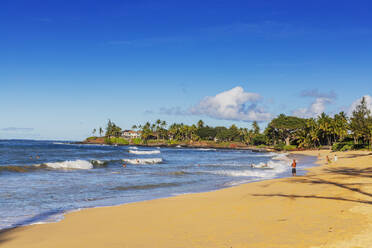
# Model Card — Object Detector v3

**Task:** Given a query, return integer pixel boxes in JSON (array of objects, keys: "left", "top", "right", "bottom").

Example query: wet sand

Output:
[{"left": 1, "top": 150, "right": 372, "bottom": 248}]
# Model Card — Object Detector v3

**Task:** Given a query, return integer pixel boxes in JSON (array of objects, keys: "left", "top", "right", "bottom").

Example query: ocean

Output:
[{"left": 0, "top": 139, "right": 316, "bottom": 230}]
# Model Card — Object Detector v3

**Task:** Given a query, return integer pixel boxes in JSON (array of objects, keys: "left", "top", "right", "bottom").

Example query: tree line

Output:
[{"left": 92, "top": 97, "right": 372, "bottom": 150}]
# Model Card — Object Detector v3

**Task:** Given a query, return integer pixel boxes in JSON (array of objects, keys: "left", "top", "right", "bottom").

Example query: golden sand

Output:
[{"left": 1, "top": 150, "right": 372, "bottom": 248}]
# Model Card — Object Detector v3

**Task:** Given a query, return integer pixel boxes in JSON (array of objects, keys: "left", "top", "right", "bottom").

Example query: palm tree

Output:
[
  {"left": 333, "top": 112, "right": 349, "bottom": 142},
  {"left": 197, "top": 120, "right": 204, "bottom": 129},
  {"left": 92, "top": 128, "right": 96, "bottom": 136},
  {"left": 252, "top": 121, "right": 260, "bottom": 134},
  {"left": 318, "top": 113, "right": 333, "bottom": 145},
  {"left": 99, "top": 127, "right": 104, "bottom": 137}
]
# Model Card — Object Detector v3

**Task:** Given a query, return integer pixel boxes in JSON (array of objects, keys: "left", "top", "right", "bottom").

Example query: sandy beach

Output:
[{"left": 1, "top": 150, "right": 372, "bottom": 248}]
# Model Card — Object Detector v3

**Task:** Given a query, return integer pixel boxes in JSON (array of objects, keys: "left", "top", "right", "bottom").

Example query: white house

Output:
[{"left": 122, "top": 130, "right": 141, "bottom": 140}]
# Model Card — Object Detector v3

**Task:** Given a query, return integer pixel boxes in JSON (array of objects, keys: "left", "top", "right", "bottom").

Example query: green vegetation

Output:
[
  {"left": 131, "top": 138, "right": 143, "bottom": 145},
  {"left": 89, "top": 97, "right": 372, "bottom": 150},
  {"left": 104, "top": 137, "right": 129, "bottom": 145}
]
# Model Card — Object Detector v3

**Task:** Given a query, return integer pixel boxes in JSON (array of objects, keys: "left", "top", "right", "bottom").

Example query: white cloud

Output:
[
  {"left": 293, "top": 97, "right": 333, "bottom": 118},
  {"left": 189, "top": 86, "right": 271, "bottom": 122},
  {"left": 348, "top": 95, "right": 372, "bottom": 115},
  {"left": 293, "top": 89, "right": 337, "bottom": 118}
]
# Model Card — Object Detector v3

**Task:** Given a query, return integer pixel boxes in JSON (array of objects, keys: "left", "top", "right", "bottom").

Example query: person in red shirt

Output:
[{"left": 291, "top": 159, "right": 297, "bottom": 176}]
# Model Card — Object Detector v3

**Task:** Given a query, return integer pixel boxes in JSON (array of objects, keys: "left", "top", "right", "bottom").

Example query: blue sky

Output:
[{"left": 1, "top": 0, "right": 372, "bottom": 140}]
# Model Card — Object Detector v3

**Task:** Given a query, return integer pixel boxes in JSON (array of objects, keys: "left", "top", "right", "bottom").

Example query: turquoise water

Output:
[{"left": 0, "top": 140, "right": 316, "bottom": 230}]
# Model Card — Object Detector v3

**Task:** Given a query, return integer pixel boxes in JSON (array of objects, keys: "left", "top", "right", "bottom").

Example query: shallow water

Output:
[{"left": 0, "top": 140, "right": 316, "bottom": 230}]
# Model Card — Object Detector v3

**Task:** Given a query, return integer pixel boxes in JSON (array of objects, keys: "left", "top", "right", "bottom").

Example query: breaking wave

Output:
[
  {"left": 129, "top": 150, "right": 161, "bottom": 155},
  {"left": 0, "top": 159, "right": 108, "bottom": 173},
  {"left": 44, "top": 160, "right": 94, "bottom": 170},
  {"left": 272, "top": 153, "right": 290, "bottom": 161},
  {"left": 209, "top": 156, "right": 290, "bottom": 179},
  {"left": 122, "top": 158, "right": 163, "bottom": 165}
]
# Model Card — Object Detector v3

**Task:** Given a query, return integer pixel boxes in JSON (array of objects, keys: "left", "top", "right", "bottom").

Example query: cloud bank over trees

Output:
[
  {"left": 349, "top": 95, "right": 372, "bottom": 115},
  {"left": 293, "top": 90, "right": 337, "bottom": 118},
  {"left": 190, "top": 86, "right": 271, "bottom": 122}
]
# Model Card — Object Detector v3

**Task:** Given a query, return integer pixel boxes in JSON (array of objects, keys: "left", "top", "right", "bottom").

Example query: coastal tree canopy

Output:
[
  {"left": 350, "top": 97, "right": 372, "bottom": 147},
  {"left": 265, "top": 114, "right": 306, "bottom": 146},
  {"left": 91, "top": 98, "right": 372, "bottom": 151}
]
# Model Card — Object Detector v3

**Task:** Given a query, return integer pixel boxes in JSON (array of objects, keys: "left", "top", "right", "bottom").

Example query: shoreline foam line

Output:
[
  {"left": 0, "top": 152, "right": 320, "bottom": 234},
  {"left": 2, "top": 150, "right": 347, "bottom": 248}
]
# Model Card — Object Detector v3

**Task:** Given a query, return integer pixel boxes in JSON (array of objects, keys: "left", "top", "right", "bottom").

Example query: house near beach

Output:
[{"left": 122, "top": 130, "right": 141, "bottom": 140}]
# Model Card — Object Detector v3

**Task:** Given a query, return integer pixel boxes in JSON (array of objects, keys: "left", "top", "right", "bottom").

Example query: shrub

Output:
[
  {"left": 252, "top": 134, "right": 266, "bottom": 146},
  {"left": 273, "top": 143, "right": 285, "bottom": 151},
  {"left": 167, "top": 139, "right": 180, "bottom": 145},
  {"left": 257, "top": 144, "right": 267, "bottom": 148},
  {"left": 104, "top": 137, "right": 112, "bottom": 144},
  {"left": 283, "top": 145, "right": 297, "bottom": 151},
  {"left": 86, "top": 136, "right": 97, "bottom": 141},
  {"left": 332, "top": 141, "right": 360, "bottom": 151},
  {"left": 332, "top": 142, "right": 343, "bottom": 151},
  {"left": 340, "top": 144, "right": 353, "bottom": 151},
  {"left": 104, "top": 137, "right": 129, "bottom": 145},
  {"left": 131, "top": 138, "right": 143, "bottom": 145},
  {"left": 352, "top": 143, "right": 368, "bottom": 150}
]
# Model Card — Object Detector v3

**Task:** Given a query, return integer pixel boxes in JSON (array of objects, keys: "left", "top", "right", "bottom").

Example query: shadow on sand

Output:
[
  {"left": 253, "top": 167, "right": 372, "bottom": 205},
  {"left": 342, "top": 153, "right": 372, "bottom": 159}
]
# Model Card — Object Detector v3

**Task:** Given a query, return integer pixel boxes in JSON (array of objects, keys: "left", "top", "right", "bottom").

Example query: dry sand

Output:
[{"left": 1, "top": 150, "right": 372, "bottom": 248}]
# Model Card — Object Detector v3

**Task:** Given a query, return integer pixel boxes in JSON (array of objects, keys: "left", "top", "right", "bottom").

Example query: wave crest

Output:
[
  {"left": 129, "top": 150, "right": 161, "bottom": 155},
  {"left": 211, "top": 159, "right": 290, "bottom": 178},
  {"left": 44, "top": 160, "right": 94, "bottom": 170},
  {"left": 122, "top": 158, "right": 163, "bottom": 165}
]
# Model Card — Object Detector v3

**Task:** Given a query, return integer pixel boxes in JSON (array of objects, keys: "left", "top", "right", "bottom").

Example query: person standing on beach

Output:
[
  {"left": 291, "top": 159, "right": 297, "bottom": 176},
  {"left": 334, "top": 154, "right": 338, "bottom": 162},
  {"left": 326, "top": 155, "right": 331, "bottom": 164}
]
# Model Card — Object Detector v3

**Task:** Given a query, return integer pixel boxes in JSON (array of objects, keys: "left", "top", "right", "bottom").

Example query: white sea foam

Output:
[
  {"left": 129, "top": 146, "right": 138, "bottom": 149},
  {"left": 249, "top": 152, "right": 277, "bottom": 157},
  {"left": 129, "top": 150, "right": 161, "bottom": 155},
  {"left": 196, "top": 148, "right": 217, "bottom": 151},
  {"left": 122, "top": 158, "right": 163, "bottom": 165},
  {"left": 211, "top": 159, "right": 289, "bottom": 179},
  {"left": 44, "top": 160, "right": 93, "bottom": 170},
  {"left": 53, "top": 142, "right": 68, "bottom": 145},
  {"left": 95, "top": 160, "right": 105, "bottom": 164},
  {"left": 224, "top": 180, "right": 251, "bottom": 186},
  {"left": 272, "top": 153, "right": 290, "bottom": 161}
]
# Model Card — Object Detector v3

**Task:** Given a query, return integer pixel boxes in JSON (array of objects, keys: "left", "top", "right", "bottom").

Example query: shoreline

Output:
[
  {"left": 0, "top": 150, "right": 312, "bottom": 231},
  {"left": 1, "top": 150, "right": 372, "bottom": 247}
]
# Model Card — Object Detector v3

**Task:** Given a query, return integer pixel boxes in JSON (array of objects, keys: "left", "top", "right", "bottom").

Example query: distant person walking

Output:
[
  {"left": 334, "top": 154, "right": 338, "bottom": 162},
  {"left": 291, "top": 159, "right": 297, "bottom": 176}
]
